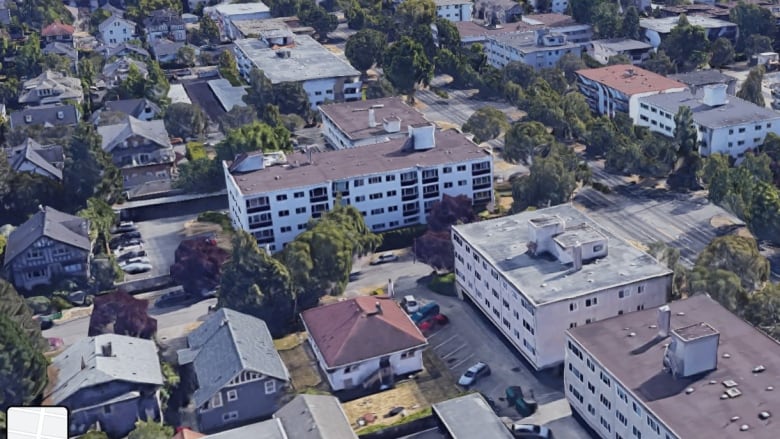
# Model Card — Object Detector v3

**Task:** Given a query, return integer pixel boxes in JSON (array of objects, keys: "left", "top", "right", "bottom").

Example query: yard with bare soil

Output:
[{"left": 274, "top": 333, "right": 324, "bottom": 392}]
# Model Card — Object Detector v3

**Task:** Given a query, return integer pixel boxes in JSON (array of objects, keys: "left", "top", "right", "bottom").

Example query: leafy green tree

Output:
[
  {"left": 710, "top": 38, "right": 735, "bottom": 68},
  {"left": 737, "top": 65, "right": 766, "bottom": 107},
  {"left": 126, "top": 421, "right": 173, "bottom": 439},
  {"left": 642, "top": 50, "right": 675, "bottom": 75},
  {"left": 346, "top": 3, "right": 366, "bottom": 30},
  {"left": 749, "top": 181, "right": 780, "bottom": 243},
  {"left": 245, "top": 68, "right": 276, "bottom": 113},
  {"left": 660, "top": 15, "right": 710, "bottom": 72},
  {"left": 511, "top": 144, "right": 580, "bottom": 211},
  {"left": 744, "top": 283, "right": 780, "bottom": 339},
  {"left": 560, "top": 92, "right": 592, "bottom": 140},
  {"left": 702, "top": 153, "right": 731, "bottom": 204},
  {"left": 299, "top": 4, "right": 338, "bottom": 40},
  {"left": 744, "top": 34, "right": 774, "bottom": 60},
  {"left": 164, "top": 103, "right": 207, "bottom": 139},
  {"left": 504, "top": 121, "right": 554, "bottom": 164},
  {"left": 622, "top": 6, "right": 641, "bottom": 40},
  {"left": 116, "top": 64, "right": 148, "bottom": 100},
  {"left": 396, "top": 0, "right": 436, "bottom": 29},
  {"left": 435, "top": 18, "right": 461, "bottom": 53},
  {"left": 274, "top": 82, "right": 311, "bottom": 119},
  {"left": 174, "top": 158, "right": 224, "bottom": 194},
  {"left": 176, "top": 45, "right": 197, "bottom": 68},
  {"left": 462, "top": 106, "right": 509, "bottom": 144},
  {"left": 503, "top": 61, "right": 538, "bottom": 89},
  {"left": 383, "top": 37, "right": 433, "bottom": 101},
  {"left": 674, "top": 106, "right": 698, "bottom": 157},
  {"left": 199, "top": 15, "right": 221, "bottom": 45},
  {"left": 220, "top": 105, "right": 258, "bottom": 133},
  {"left": 345, "top": 29, "right": 386, "bottom": 73},
  {"left": 586, "top": 117, "right": 621, "bottom": 157},
  {"left": 219, "top": 231, "right": 294, "bottom": 336},
  {"left": 16, "top": 33, "right": 43, "bottom": 77},
  {"left": 62, "top": 124, "right": 123, "bottom": 209},
  {"left": 569, "top": 0, "right": 607, "bottom": 23},
  {"left": 0, "top": 280, "right": 47, "bottom": 351},
  {"left": 78, "top": 198, "right": 117, "bottom": 255},
  {"left": 592, "top": 2, "right": 621, "bottom": 39},
  {"left": 81, "top": 432, "right": 110, "bottom": 439},
  {"left": 730, "top": 3, "right": 774, "bottom": 53},
  {"left": 688, "top": 267, "right": 746, "bottom": 312},
  {"left": 365, "top": 77, "right": 395, "bottom": 99},
  {"left": 557, "top": 53, "right": 586, "bottom": 84},
  {"left": 218, "top": 51, "right": 241, "bottom": 86},
  {"left": 696, "top": 235, "right": 769, "bottom": 292},
  {"left": 0, "top": 312, "right": 48, "bottom": 411},
  {"left": 216, "top": 121, "right": 291, "bottom": 162}
]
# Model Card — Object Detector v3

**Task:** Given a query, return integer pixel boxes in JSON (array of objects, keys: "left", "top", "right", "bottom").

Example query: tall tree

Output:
[
  {"left": 462, "top": 106, "right": 509, "bottom": 144},
  {"left": 199, "top": 15, "right": 221, "bottom": 45},
  {"left": 737, "top": 66, "right": 766, "bottom": 107},
  {"left": 218, "top": 51, "right": 241, "bottom": 86},
  {"left": 730, "top": 3, "right": 774, "bottom": 53},
  {"left": 383, "top": 37, "right": 433, "bottom": 101},
  {"left": 709, "top": 38, "right": 735, "bottom": 68},
  {"left": 695, "top": 235, "right": 769, "bottom": 292},
  {"left": 365, "top": 77, "right": 395, "bottom": 99},
  {"left": 176, "top": 46, "right": 197, "bottom": 68},
  {"left": 673, "top": 106, "right": 698, "bottom": 157},
  {"left": 592, "top": 2, "right": 621, "bottom": 39},
  {"left": 660, "top": 15, "right": 710, "bottom": 73},
  {"left": 504, "top": 121, "right": 554, "bottom": 164},
  {"left": 511, "top": 144, "right": 580, "bottom": 211},
  {"left": 126, "top": 421, "right": 173, "bottom": 439},
  {"left": 345, "top": 29, "right": 386, "bottom": 73},
  {"left": 414, "top": 195, "right": 476, "bottom": 270},
  {"left": 557, "top": 53, "right": 586, "bottom": 84},
  {"left": 164, "top": 103, "right": 207, "bottom": 139},
  {"left": 642, "top": 50, "right": 675, "bottom": 75},
  {"left": 62, "top": 124, "right": 123, "bottom": 209},
  {"left": 78, "top": 198, "right": 117, "bottom": 255},
  {"left": 622, "top": 6, "right": 641, "bottom": 40},
  {"left": 744, "top": 34, "right": 774, "bottom": 60},
  {"left": 299, "top": 4, "right": 338, "bottom": 40},
  {"left": 88, "top": 292, "right": 158, "bottom": 339},
  {"left": 396, "top": 0, "right": 436, "bottom": 29},
  {"left": 0, "top": 280, "right": 47, "bottom": 351},
  {"left": 435, "top": 18, "right": 461, "bottom": 53},
  {"left": 0, "top": 312, "right": 48, "bottom": 411},
  {"left": 216, "top": 121, "right": 291, "bottom": 161}
]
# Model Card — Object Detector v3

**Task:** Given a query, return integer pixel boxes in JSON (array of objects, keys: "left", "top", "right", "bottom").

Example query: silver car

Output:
[{"left": 458, "top": 361, "right": 491, "bottom": 386}]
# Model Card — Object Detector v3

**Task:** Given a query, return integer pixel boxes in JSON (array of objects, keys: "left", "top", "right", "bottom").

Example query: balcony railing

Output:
[{"left": 247, "top": 204, "right": 270, "bottom": 214}]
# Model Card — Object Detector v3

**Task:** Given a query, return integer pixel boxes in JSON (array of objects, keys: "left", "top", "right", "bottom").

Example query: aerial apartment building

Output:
[
  {"left": 451, "top": 205, "right": 672, "bottom": 370},
  {"left": 224, "top": 126, "right": 493, "bottom": 252},
  {"left": 565, "top": 295, "right": 780, "bottom": 439}
]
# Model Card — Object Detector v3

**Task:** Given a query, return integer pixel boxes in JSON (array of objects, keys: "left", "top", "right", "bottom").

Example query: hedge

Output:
[
  {"left": 428, "top": 273, "right": 456, "bottom": 297},
  {"left": 376, "top": 224, "right": 427, "bottom": 252},
  {"left": 185, "top": 142, "right": 207, "bottom": 161}
]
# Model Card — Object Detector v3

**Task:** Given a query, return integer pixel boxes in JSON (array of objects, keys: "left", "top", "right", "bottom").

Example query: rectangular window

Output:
[
  {"left": 294, "top": 191, "right": 304, "bottom": 198},
  {"left": 443, "top": 166, "right": 452, "bottom": 173},
  {"left": 226, "top": 389, "right": 238, "bottom": 401},
  {"left": 388, "top": 206, "right": 398, "bottom": 212},
  {"left": 222, "top": 411, "right": 238, "bottom": 422},
  {"left": 264, "top": 380, "right": 276, "bottom": 394},
  {"left": 295, "top": 207, "right": 306, "bottom": 214},
  {"left": 570, "top": 302, "right": 577, "bottom": 311},
  {"left": 444, "top": 182, "right": 453, "bottom": 188},
  {"left": 210, "top": 392, "right": 223, "bottom": 408},
  {"left": 354, "top": 179, "right": 364, "bottom": 187},
  {"left": 458, "top": 180, "right": 467, "bottom": 186},
  {"left": 457, "top": 165, "right": 466, "bottom": 171},
  {"left": 369, "top": 193, "right": 383, "bottom": 200},
  {"left": 355, "top": 195, "right": 365, "bottom": 202},
  {"left": 369, "top": 176, "right": 382, "bottom": 184},
  {"left": 280, "top": 226, "right": 292, "bottom": 233},
  {"left": 278, "top": 210, "right": 289, "bottom": 217},
  {"left": 371, "top": 208, "right": 384, "bottom": 215},
  {"left": 276, "top": 194, "right": 287, "bottom": 201}
]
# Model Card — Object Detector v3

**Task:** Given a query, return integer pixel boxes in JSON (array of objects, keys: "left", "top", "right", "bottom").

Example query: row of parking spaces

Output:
[{"left": 429, "top": 331, "right": 475, "bottom": 373}]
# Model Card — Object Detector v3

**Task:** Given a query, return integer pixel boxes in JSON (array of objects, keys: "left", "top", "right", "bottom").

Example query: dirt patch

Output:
[
  {"left": 182, "top": 220, "right": 231, "bottom": 252},
  {"left": 274, "top": 332, "right": 305, "bottom": 351},
  {"left": 278, "top": 337, "right": 323, "bottom": 391},
  {"left": 710, "top": 214, "right": 741, "bottom": 228},
  {"left": 342, "top": 381, "right": 428, "bottom": 432},
  {"left": 499, "top": 196, "right": 514, "bottom": 211},
  {"left": 433, "top": 120, "right": 459, "bottom": 130}
]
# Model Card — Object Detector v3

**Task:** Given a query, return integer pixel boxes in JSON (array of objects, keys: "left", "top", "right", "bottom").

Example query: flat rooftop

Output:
[
  {"left": 207, "top": 78, "right": 247, "bottom": 111},
  {"left": 434, "top": 0, "right": 471, "bottom": 5},
  {"left": 452, "top": 205, "right": 672, "bottom": 305},
  {"left": 232, "top": 17, "right": 295, "bottom": 38},
  {"left": 491, "top": 32, "right": 582, "bottom": 53},
  {"left": 569, "top": 295, "right": 780, "bottom": 439},
  {"left": 576, "top": 64, "right": 685, "bottom": 96},
  {"left": 455, "top": 21, "right": 535, "bottom": 39},
  {"left": 319, "top": 97, "right": 429, "bottom": 141},
  {"left": 234, "top": 34, "right": 359, "bottom": 84},
  {"left": 640, "top": 15, "right": 736, "bottom": 33},
  {"left": 669, "top": 70, "right": 737, "bottom": 87},
  {"left": 432, "top": 394, "right": 513, "bottom": 439},
  {"left": 639, "top": 90, "right": 780, "bottom": 128},
  {"left": 210, "top": 2, "right": 270, "bottom": 16},
  {"left": 521, "top": 13, "right": 577, "bottom": 27},
  {"left": 590, "top": 38, "right": 653, "bottom": 52},
  {"left": 228, "top": 129, "right": 489, "bottom": 195}
]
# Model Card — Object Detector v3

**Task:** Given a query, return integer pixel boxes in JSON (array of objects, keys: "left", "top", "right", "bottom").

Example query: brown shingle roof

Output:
[
  {"left": 301, "top": 296, "right": 427, "bottom": 368},
  {"left": 576, "top": 64, "right": 686, "bottom": 97}
]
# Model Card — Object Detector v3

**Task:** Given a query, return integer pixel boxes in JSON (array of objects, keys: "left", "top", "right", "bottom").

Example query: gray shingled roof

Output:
[
  {"left": 104, "top": 42, "right": 150, "bottom": 60},
  {"left": 9, "top": 104, "right": 79, "bottom": 129},
  {"left": 3, "top": 206, "right": 91, "bottom": 268},
  {"left": 98, "top": 116, "right": 170, "bottom": 152},
  {"left": 203, "top": 419, "right": 287, "bottom": 439},
  {"left": 45, "top": 334, "right": 163, "bottom": 405},
  {"left": 433, "top": 393, "right": 513, "bottom": 438},
  {"left": 7, "top": 138, "right": 63, "bottom": 180},
  {"left": 274, "top": 394, "right": 357, "bottom": 439},
  {"left": 18, "top": 70, "right": 83, "bottom": 105},
  {"left": 102, "top": 57, "right": 148, "bottom": 80},
  {"left": 178, "top": 308, "right": 289, "bottom": 408}
]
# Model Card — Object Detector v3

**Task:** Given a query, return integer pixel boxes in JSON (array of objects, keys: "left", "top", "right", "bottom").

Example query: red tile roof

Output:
[
  {"left": 576, "top": 64, "right": 686, "bottom": 97},
  {"left": 301, "top": 296, "right": 427, "bottom": 368},
  {"left": 41, "top": 21, "right": 75, "bottom": 37}
]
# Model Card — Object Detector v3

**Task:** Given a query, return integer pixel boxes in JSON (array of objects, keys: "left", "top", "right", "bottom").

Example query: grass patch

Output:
[
  {"left": 428, "top": 273, "right": 456, "bottom": 297},
  {"left": 197, "top": 211, "right": 233, "bottom": 233},
  {"left": 356, "top": 407, "right": 433, "bottom": 435},
  {"left": 274, "top": 332, "right": 304, "bottom": 351},
  {"left": 343, "top": 381, "right": 429, "bottom": 434},
  {"left": 185, "top": 142, "right": 207, "bottom": 161},
  {"left": 278, "top": 342, "right": 322, "bottom": 390}
]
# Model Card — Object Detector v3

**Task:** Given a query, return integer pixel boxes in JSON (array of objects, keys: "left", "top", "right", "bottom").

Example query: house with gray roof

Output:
[
  {"left": 44, "top": 334, "right": 164, "bottom": 438},
  {"left": 91, "top": 98, "right": 160, "bottom": 125},
  {"left": 150, "top": 38, "right": 185, "bottom": 63},
  {"left": 274, "top": 394, "right": 357, "bottom": 439},
  {"left": 9, "top": 104, "right": 80, "bottom": 129},
  {"left": 43, "top": 41, "right": 78, "bottom": 68},
  {"left": 101, "top": 57, "right": 148, "bottom": 88},
  {"left": 5, "top": 138, "right": 65, "bottom": 180},
  {"left": 98, "top": 116, "right": 175, "bottom": 190},
  {"left": 177, "top": 308, "right": 290, "bottom": 433},
  {"left": 102, "top": 42, "right": 151, "bottom": 60},
  {"left": 18, "top": 70, "right": 84, "bottom": 106},
  {"left": 3, "top": 206, "right": 92, "bottom": 291}
]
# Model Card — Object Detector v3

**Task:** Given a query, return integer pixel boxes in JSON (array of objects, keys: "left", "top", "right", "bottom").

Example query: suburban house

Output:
[
  {"left": 474, "top": 0, "right": 524, "bottom": 23},
  {"left": 451, "top": 205, "right": 673, "bottom": 369},
  {"left": 43, "top": 41, "right": 78, "bottom": 68},
  {"left": 97, "top": 116, "right": 175, "bottom": 190},
  {"left": 9, "top": 104, "right": 80, "bottom": 129},
  {"left": 99, "top": 15, "right": 137, "bottom": 46},
  {"left": 5, "top": 138, "right": 64, "bottom": 181},
  {"left": 150, "top": 38, "right": 185, "bottom": 63},
  {"left": 143, "top": 9, "right": 186, "bottom": 42},
  {"left": 301, "top": 296, "right": 428, "bottom": 391},
  {"left": 639, "top": 15, "right": 737, "bottom": 49},
  {"left": 634, "top": 85, "right": 780, "bottom": 159},
  {"left": 273, "top": 394, "right": 358, "bottom": 439},
  {"left": 41, "top": 21, "right": 75, "bottom": 45},
  {"left": 586, "top": 38, "right": 653, "bottom": 65},
  {"left": 91, "top": 98, "right": 160, "bottom": 125},
  {"left": 177, "top": 308, "right": 290, "bottom": 433},
  {"left": 3, "top": 206, "right": 92, "bottom": 291},
  {"left": 455, "top": 13, "right": 591, "bottom": 45},
  {"left": 233, "top": 34, "right": 362, "bottom": 108},
  {"left": 101, "top": 57, "right": 148, "bottom": 89},
  {"left": 434, "top": 0, "right": 473, "bottom": 22},
  {"left": 565, "top": 296, "right": 780, "bottom": 439},
  {"left": 44, "top": 334, "right": 164, "bottom": 438},
  {"left": 103, "top": 42, "right": 151, "bottom": 60},
  {"left": 204, "top": 2, "right": 272, "bottom": 40},
  {"left": 575, "top": 64, "right": 686, "bottom": 118},
  {"left": 18, "top": 70, "right": 84, "bottom": 106}
]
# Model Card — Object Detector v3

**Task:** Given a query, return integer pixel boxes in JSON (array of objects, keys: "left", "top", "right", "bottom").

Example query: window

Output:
[
  {"left": 739, "top": 127, "right": 746, "bottom": 133},
  {"left": 616, "top": 410, "right": 628, "bottom": 426},
  {"left": 388, "top": 206, "right": 398, "bottom": 212},
  {"left": 444, "top": 182, "right": 453, "bottom": 188},
  {"left": 457, "top": 165, "right": 466, "bottom": 171},
  {"left": 638, "top": 285, "right": 644, "bottom": 294},
  {"left": 600, "top": 416, "right": 612, "bottom": 432},
  {"left": 585, "top": 297, "right": 597, "bottom": 307},
  {"left": 369, "top": 176, "right": 382, "bottom": 184},
  {"left": 295, "top": 207, "right": 306, "bottom": 214},
  {"left": 587, "top": 403, "right": 596, "bottom": 416},
  {"left": 354, "top": 179, "right": 364, "bottom": 187},
  {"left": 385, "top": 175, "right": 396, "bottom": 181},
  {"left": 103, "top": 405, "right": 112, "bottom": 415},
  {"left": 298, "top": 223, "right": 307, "bottom": 230},
  {"left": 264, "top": 380, "right": 276, "bottom": 394},
  {"left": 226, "top": 389, "right": 238, "bottom": 401},
  {"left": 401, "top": 349, "right": 415, "bottom": 358},
  {"left": 569, "top": 322, "right": 577, "bottom": 328},
  {"left": 355, "top": 195, "right": 366, "bottom": 202},
  {"left": 210, "top": 392, "right": 223, "bottom": 408},
  {"left": 369, "top": 193, "right": 383, "bottom": 200},
  {"left": 618, "top": 290, "right": 626, "bottom": 299},
  {"left": 632, "top": 401, "right": 641, "bottom": 416},
  {"left": 222, "top": 411, "right": 238, "bottom": 422},
  {"left": 601, "top": 371, "right": 611, "bottom": 387},
  {"left": 632, "top": 426, "right": 642, "bottom": 438},
  {"left": 458, "top": 180, "right": 467, "bottom": 186},
  {"left": 371, "top": 208, "right": 384, "bottom": 215},
  {"left": 280, "top": 226, "right": 292, "bottom": 233},
  {"left": 570, "top": 302, "right": 577, "bottom": 311},
  {"left": 276, "top": 194, "right": 287, "bottom": 201},
  {"left": 600, "top": 393, "right": 612, "bottom": 409},
  {"left": 729, "top": 129, "right": 734, "bottom": 134},
  {"left": 587, "top": 381, "right": 596, "bottom": 394},
  {"left": 443, "top": 166, "right": 452, "bottom": 173},
  {"left": 593, "top": 244, "right": 603, "bottom": 252},
  {"left": 278, "top": 210, "right": 289, "bottom": 217}
]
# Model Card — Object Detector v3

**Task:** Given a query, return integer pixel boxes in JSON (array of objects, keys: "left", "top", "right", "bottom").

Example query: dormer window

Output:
[
  {"left": 25, "top": 114, "right": 33, "bottom": 123},
  {"left": 56, "top": 111, "right": 64, "bottom": 120}
]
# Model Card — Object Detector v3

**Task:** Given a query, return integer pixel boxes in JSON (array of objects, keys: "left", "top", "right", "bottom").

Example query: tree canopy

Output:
[
  {"left": 660, "top": 15, "right": 710, "bottom": 73},
  {"left": 164, "top": 103, "right": 207, "bottom": 140},
  {"left": 737, "top": 66, "right": 766, "bottom": 107},
  {"left": 383, "top": 37, "right": 433, "bottom": 99},
  {"left": 127, "top": 421, "right": 173, "bottom": 439},
  {"left": 504, "top": 121, "right": 554, "bottom": 164},
  {"left": 88, "top": 292, "right": 158, "bottom": 339},
  {"left": 216, "top": 121, "right": 292, "bottom": 162},
  {"left": 512, "top": 143, "right": 588, "bottom": 211},
  {"left": 462, "top": 106, "right": 509, "bottom": 144},
  {"left": 345, "top": 29, "right": 386, "bottom": 73},
  {"left": 414, "top": 195, "right": 476, "bottom": 270}
]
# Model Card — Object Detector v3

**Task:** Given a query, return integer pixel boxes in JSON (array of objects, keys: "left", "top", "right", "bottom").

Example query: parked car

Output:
[
  {"left": 156, "top": 289, "right": 193, "bottom": 307},
  {"left": 509, "top": 424, "right": 553, "bottom": 439},
  {"left": 418, "top": 313, "right": 448, "bottom": 332},
  {"left": 67, "top": 290, "right": 93, "bottom": 307},
  {"left": 117, "top": 249, "right": 147, "bottom": 262},
  {"left": 114, "top": 243, "right": 144, "bottom": 256},
  {"left": 411, "top": 302, "right": 440, "bottom": 324},
  {"left": 370, "top": 252, "right": 399, "bottom": 265},
  {"left": 401, "top": 295, "right": 420, "bottom": 313},
  {"left": 111, "top": 221, "right": 137, "bottom": 234},
  {"left": 121, "top": 262, "right": 153, "bottom": 274},
  {"left": 110, "top": 235, "right": 143, "bottom": 250},
  {"left": 120, "top": 231, "right": 142, "bottom": 240},
  {"left": 119, "top": 256, "right": 151, "bottom": 266},
  {"left": 458, "top": 361, "right": 491, "bottom": 386}
]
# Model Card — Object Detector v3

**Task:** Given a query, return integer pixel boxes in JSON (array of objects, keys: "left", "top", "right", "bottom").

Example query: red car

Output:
[{"left": 418, "top": 313, "right": 449, "bottom": 332}]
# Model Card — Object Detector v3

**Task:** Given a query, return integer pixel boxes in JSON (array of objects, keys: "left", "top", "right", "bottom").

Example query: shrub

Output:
[
  {"left": 592, "top": 182, "right": 612, "bottom": 194},
  {"left": 25, "top": 296, "right": 52, "bottom": 315},
  {"left": 376, "top": 225, "right": 427, "bottom": 252},
  {"left": 185, "top": 142, "right": 207, "bottom": 161},
  {"left": 197, "top": 211, "right": 233, "bottom": 232},
  {"left": 428, "top": 273, "right": 456, "bottom": 296},
  {"left": 51, "top": 296, "right": 73, "bottom": 311}
]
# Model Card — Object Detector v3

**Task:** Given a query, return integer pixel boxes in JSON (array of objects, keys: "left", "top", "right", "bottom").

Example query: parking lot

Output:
[
  {"left": 118, "top": 213, "right": 199, "bottom": 281},
  {"left": 348, "top": 256, "right": 595, "bottom": 438}
]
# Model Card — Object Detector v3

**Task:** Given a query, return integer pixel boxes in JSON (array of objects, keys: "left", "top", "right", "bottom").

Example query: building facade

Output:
[
  {"left": 205, "top": 2, "right": 271, "bottom": 40},
  {"left": 486, "top": 31, "right": 584, "bottom": 70},
  {"left": 99, "top": 15, "right": 137, "bottom": 46},
  {"left": 451, "top": 205, "right": 672, "bottom": 370},
  {"left": 434, "top": 0, "right": 473, "bottom": 22},
  {"left": 576, "top": 65, "right": 686, "bottom": 118},
  {"left": 143, "top": 9, "right": 186, "bottom": 42},
  {"left": 224, "top": 127, "right": 493, "bottom": 252},
  {"left": 586, "top": 38, "right": 653, "bottom": 65},
  {"left": 634, "top": 85, "right": 780, "bottom": 158},
  {"left": 640, "top": 15, "right": 737, "bottom": 49},
  {"left": 565, "top": 295, "right": 780, "bottom": 439}
]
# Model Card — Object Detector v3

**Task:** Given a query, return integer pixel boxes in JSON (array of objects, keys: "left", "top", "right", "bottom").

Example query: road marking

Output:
[
  {"left": 426, "top": 328, "right": 448, "bottom": 341},
  {"left": 441, "top": 343, "right": 468, "bottom": 360},
  {"left": 449, "top": 353, "right": 474, "bottom": 370},
  {"left": 433, "top": 334, "right": 458, "bottom": 351}
]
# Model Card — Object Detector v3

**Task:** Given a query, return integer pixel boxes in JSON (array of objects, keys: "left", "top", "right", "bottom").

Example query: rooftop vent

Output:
[
  {"left": 383, "top": 116, "right": 401, "bottom": 133},
  {"left": 100, "top": 342, "right": 113, "bottom": 357},
  {"left": 702, "top": 84, "right": 728, "bottom": 107},
  {"left": 657, "top": 305, "right": 671, "bottom": 338},
  {"left": 368, "top": 108, "right": 377, "bottom": 128},
  {"left": 759, "top": 411, "right": 771, "bottom": 420},
  {"left": 407, "top": 123, "right": 436, "bottom": 150},
  {"left": 664, "top": 322, "right": 720, "bottom": 379}
]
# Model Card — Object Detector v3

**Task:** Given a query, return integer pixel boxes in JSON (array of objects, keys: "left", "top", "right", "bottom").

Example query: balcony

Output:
[
  {"left": 473, "top": 181, "right": 491, "bottom": 190},
  {"left": 403, "top": 208, "right": 420, "bottom": 217},
  {"left": 422, "top": 175, "right": 438, "bottom": 184},
  {"left": 471, "top": 167, "right": 490, "bottom": 176},
  {"left": 401, "top": 178, "right": 418, "bottom": 187},
  {"left": 246, "top": 204, "right": 270, "bottom": 214},
  {"left": 401, "top": 191, "right": 418, "bottom": 202},
  {"left": 310, "top": 195, "right": 328, "bottom": 203},
  {"left": 423, "top": 190, "right": 439, "bottom": 199},
  {"left": 249, "top": 220, "right": 272, "bottom": 229}
]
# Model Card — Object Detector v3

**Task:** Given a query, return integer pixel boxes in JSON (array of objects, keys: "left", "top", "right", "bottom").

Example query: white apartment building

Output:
[
  {"left": 486, "top": 31, "right": 584, "bottom": 70},
  {"left": 224, "top": 126, "right": 493, "bottom": 252},
  {"left": 98, "top": 15, "right": 137, "bottom": 46},
  {"left": 640, "top": 15, "right": 737, "bottom": 49},
  {"left": 451, "top": 205, "right": 672, "bottom": 370},
  {"left": 233, "top": 34, "right": 361, "bottom": 109},
  {"left": 205, "top": 2, "right": 271, "bottom": 40},
  {"left": 565, "top": 295, "right": 780, "bottom": 439},
  {"left": 576, "top": 65, "right": 686, "bottom": 118},
  {"left": 318, "top": 97, "right": 430, "bottom": 149},
  {"left": 635, "top": 84, "right": 780, "bottom": 158},
  {"left": 434, "top": 0, "right": 472, "bottom": 22}
]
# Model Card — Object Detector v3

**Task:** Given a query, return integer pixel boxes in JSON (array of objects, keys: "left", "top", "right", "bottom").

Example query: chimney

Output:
[
  {"left": 375, "top": 301, "right": 382, "bottom": 314},
  {"left": 81, "top": 356, "right": 86, "bottom": 370},
  {"left": 702, "top": 84, "right": 728, "bottom": 107},
  {"left": 307, "top": 147, "right": 313, "bottom": 164},
  {"left": 572, "top": 243, "right": 582, "bottom": 271},
  {"left": 101, "top": 342, "right": 112, "bottom": 357},
  {"left": 657, "top": 305, "right": 671, "bottom": 338},
  {"left": 368, "top": 108, "right": 377, "bottom": 128},
  {"left": 387, "top": 278, "right": 394, "bottom": 297}
]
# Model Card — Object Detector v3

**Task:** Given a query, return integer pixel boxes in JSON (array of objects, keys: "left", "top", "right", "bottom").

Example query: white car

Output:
[
  {"left": 119, "top": 256, "right": 151, "bottom": 266},
  {"left": 370, "top": 252, "right": 399, "bottom": 265},
  {"left": 114, "top": 243, "right": 144, "bottom": 256},
  {"left": 509, "top": 424, "right": 553, "bottom": 439},
  {"left": 121, "top": 262, "right": 153, "bottom": 274},
  {"left": 401, "top": 295, "right": 420, "bottom": 313},
  {"left": 458, "top": 361, "right": 491, "bottom": 386}
]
